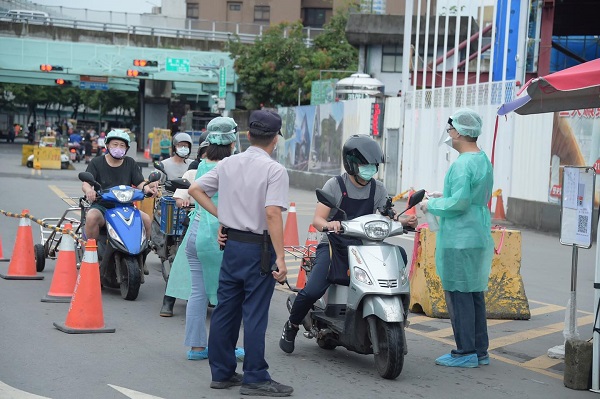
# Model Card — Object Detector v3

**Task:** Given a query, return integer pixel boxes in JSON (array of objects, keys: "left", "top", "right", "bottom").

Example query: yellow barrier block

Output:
[
  {"left": 135, "top": 197, "right": 156, "bottom": 217},
  {"left": 22, "top": 145, "right": 35, "bottom": 166},
  {"left": 409, "top": 228, "right": 530, "bottom": 320}
]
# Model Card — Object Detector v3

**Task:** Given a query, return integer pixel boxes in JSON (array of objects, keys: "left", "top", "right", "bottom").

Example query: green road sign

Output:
[
  {"left": 166, "top": 57, "right": 190, "bottom": 73},
  {"left": 219, "top": 67, "right": 226, "bottom": 98}
]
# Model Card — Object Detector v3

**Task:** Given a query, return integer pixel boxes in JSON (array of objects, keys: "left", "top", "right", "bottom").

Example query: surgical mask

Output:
[
  {"left": 176, "top": 147, "right": 190, "bottom": 157},
  {"left": 358, "top": 164, "right": 377, "bottom": 181},
  {"left": 109, "top": 147, "right": 126, "bottom": 159}
]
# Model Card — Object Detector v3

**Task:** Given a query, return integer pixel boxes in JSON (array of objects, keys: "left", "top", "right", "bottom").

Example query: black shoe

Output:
[
  {"left": 279, "top": 321, "right": 299, "bottom": 354},
  {"left": 240, "top": 380, "right": 293, "bottom": 397},
  {"left": 159, "top": 295, "right": 176, "bottom": 317},
  {"left": 210, "top": 372, "right": 243, "bottom": 389}
]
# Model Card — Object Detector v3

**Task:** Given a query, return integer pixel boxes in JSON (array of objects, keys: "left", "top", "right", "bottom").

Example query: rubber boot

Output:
[{"left": 160, "top": 295, "right": 176, "bottom": 317}]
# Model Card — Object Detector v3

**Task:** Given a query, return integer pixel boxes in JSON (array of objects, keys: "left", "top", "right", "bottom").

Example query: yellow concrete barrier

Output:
[{"left": 409, "top": 227, "right": 530, "bottom": 320}]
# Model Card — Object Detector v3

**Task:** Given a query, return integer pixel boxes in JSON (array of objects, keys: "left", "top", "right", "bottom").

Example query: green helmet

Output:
[{"left": 105, "top": 129, "right": 131, "bottom": 147}]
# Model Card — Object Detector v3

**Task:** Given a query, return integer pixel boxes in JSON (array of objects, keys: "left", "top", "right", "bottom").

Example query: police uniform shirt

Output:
[{"left": 197, "top": 146, "right": 289, "bottom": 234}]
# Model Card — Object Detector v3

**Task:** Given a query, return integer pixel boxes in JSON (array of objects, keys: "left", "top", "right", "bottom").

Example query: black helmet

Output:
[
  {"left": 198, "top": 130, "right": 209, "bottom": 146},
  {"left": 342, "top": 134, "right": 385, "bottom": 176}
]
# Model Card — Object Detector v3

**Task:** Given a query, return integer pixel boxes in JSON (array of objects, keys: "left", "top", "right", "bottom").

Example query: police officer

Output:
[{"left": 188, "top": 110, "right": 293, "bottom": 396}]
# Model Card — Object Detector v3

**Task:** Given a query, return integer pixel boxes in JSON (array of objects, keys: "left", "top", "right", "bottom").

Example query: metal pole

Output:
[
  {"left": 297, "top": 87, "right": 301, "bottom": 106},
  {"left": 592, "top": 217, "right": 600, "bottom": 391},
  {"left": 568, "top": 245, "right": 579, "bottom": 339}
]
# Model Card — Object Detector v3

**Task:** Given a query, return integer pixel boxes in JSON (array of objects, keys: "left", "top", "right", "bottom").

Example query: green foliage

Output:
[
  {"left": 0, "top": 84, "right": 137, "bottom": 122},
  {"left": 227, "top": 6, "right": 358, "bottom": 109}
]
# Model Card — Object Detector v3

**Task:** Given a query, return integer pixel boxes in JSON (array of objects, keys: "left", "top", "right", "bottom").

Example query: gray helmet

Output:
[{"left": 172, "top": 132, "right": 193, "bottom": 149}]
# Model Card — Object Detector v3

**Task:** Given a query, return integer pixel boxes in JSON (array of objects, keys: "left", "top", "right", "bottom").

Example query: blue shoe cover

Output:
[
  {"left": 435, "top": 353, "right": 478, "bottom": 368},
  {"left": 187, "top": 348, "right": 209, "bottom": 360},
  {"left": 235, "top": 347, "right": 245, "bottom": 362},
  {"left": 478, "top": 355, "right": 490, "bottom": 365}
]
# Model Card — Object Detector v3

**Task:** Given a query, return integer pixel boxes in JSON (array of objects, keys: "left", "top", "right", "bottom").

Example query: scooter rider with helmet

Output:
[
  {"left": 82, "top": 129, "right": 158, "bottom": 242},
  {"left": 155, "top": 132, "right": 194, "bottom": 183},
  {"left": 279, "top": 134, "right": 418, "bottom": 354}
]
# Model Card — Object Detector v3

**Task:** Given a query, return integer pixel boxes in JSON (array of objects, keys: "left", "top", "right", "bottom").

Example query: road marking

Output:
[
  {"left": 521, "top": 354, "right": 563, "bottom": 370},
  {"left": 0, "top": 381, "right": 51, "bottom": 398},
  {"left": 48, "top": 185, "right": 78, "bottom": 207},
  {"left": 108, "top": 384, "right": 165, "bottom": 398}
]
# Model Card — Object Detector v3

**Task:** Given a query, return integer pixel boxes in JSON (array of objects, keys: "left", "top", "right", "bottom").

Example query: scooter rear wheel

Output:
[
  {"left": 34, "top": 243, "right": 46, "bottom": 272},
  {"left": 373, "top": 320, "right": 404, "bottom": 380}
]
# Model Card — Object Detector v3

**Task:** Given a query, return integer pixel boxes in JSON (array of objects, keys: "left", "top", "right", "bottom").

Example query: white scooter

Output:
[{"left": 286, "top": 188, "right": 425, "bottom": 380}]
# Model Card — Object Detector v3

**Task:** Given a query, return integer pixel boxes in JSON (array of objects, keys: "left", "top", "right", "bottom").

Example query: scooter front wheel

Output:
[
  {"left": 117, "top": 254, "right": 141, "bottom": 300},
  {"left": 373, "top": 320, "right": 404, "bottom": 380}
]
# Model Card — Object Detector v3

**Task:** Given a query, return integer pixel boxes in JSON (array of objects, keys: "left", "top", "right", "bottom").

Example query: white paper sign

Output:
[{"left": 560, "top": 166, "right": 596, "bottom": 248}]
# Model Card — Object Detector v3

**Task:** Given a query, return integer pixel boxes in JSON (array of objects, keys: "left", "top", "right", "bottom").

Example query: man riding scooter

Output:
[{"left": 279, "top": 134, "right": 417, "bottom": 354}]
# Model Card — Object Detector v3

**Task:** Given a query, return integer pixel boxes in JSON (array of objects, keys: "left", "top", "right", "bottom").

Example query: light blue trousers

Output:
[{"left": 184, "top": 217, "right": 209, "bottom": 348}]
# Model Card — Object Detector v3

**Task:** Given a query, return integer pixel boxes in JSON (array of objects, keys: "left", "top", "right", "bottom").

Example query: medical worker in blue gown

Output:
[{"left": 420, "top": 108, "right": 494, "bottom": 368}]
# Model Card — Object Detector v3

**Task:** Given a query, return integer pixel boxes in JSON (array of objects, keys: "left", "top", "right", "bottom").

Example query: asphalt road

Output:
[{"left": 0, "top": 141, "right": 597, "bottom": 398}]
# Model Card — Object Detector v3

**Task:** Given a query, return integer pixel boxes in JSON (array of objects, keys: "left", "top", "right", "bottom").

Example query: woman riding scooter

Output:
[{"left": 279, "top": 134, "right": 418, "bottom": 353}]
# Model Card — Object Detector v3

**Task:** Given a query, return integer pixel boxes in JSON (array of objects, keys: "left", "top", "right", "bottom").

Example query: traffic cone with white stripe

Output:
[
  {"left": 0, "top": 231, "right": 9, "bottom": 262},
  {"left": 0, "top": 210, "right": 43, "bottom": 280},
  {"left": 54, "top": 239, "right": 115, "bottom": 334},
  {"left": 41, "top": 224, "right": 78, "bottom": 303},
  {"left": 297, "top": 224, "right": 319, "bottom": 290},
  {"left": 284, "top": 202, "right": 299, "bottom": 247}
]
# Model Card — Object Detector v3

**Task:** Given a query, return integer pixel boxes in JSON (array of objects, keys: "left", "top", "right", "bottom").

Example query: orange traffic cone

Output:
[
  {"left": 54, "top": 239, "right": 115, "bottom": 334},
  {"left": 0, "top": 232, "right": 9, "bottom": 262},
  {"left": 144, "top": 146, "right": 150, "bottom": 160},
  {"left": 297, "top": 224, "right": 319, "bottom": 290},
  {"left": 41, "top": 224, "right": 78, "bottom": 303},
  {"left": 0, "top": 210, "right": 43, "bottom": 280},
  {"left": 405, "top": 189, "right": 417, "bottom": 216},
  {"left": 494, "top": 193, "right": 506, "bottom": 221},
  {"left": 284, "top": 202, "right": 299, "bottom": 247}
]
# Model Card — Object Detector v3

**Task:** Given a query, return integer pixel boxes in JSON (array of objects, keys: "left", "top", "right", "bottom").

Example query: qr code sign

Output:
[{"left": 578, "top": 214, "right": 589, "bottom": 234}]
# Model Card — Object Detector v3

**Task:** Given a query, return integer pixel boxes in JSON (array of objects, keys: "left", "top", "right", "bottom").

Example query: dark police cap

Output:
[{"left": 248, "top": 110, "right": 282, "bottom": 136}]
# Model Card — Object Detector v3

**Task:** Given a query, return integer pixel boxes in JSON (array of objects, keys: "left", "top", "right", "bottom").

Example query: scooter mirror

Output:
[
  {"left": 78, "top": 171, "right": 102, "bottom": 191},
  {"left": 316, "top": 189, "right": 336, "bottom": 209},
  {"left": 168, "top": 178, "right": 191, "bottom": 190},
  {"left": 316, "top": 189, "right": 347, "bottom": 220},
  {"left": 407, "top": 189, "right": 426, "bottom": 209},
  {"left": 154, "top": 161, "right": 167, "bottom": 175},
  {"left": 148, "top": 171, "right": 162, "bottom": 183}
]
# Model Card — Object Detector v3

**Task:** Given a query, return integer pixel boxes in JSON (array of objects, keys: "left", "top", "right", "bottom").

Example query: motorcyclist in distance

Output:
[
  {"left": 82, "top": 129, "right": 158, "bottom": 241},
  {"left": 279, "top": 134, "right": 418, "bottom": 354}
]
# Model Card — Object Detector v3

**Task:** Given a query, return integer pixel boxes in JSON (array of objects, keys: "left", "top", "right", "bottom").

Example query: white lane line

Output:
[
  {"left": 0, "top": 381, "right": 51, "bottom": 398},
  {"left": 108, "top": 384, "right": 166, "bottom": 399}
]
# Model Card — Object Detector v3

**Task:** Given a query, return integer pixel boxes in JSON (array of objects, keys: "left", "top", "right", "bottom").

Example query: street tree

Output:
[{"left": 227, "top": 6, "right": 358, "bottom": 109}]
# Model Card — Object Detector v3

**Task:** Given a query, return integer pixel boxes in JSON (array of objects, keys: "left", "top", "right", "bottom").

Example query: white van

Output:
[{"left": 1, "top": 10, "right": 50, "bottom": 24}]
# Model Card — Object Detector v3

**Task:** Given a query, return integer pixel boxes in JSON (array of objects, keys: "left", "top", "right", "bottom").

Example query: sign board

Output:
[
  {"left": 370, "top": 102, "right": 384, "bottom": 137},
  {"left": 560, "top": 166, "right": 596, "bottom": 248},
  {"left": 33, "top": 147, "right": 61, "bottom": 170},
  {"left": 310, "top": 79, "right": 337, "bottom": 105},
  {"left": 166, "top": 58, "right": 190, "bottom": 73},
  {"left": 79, "top": 75, "right": 109, "bottom": 91},
  {"left": 219, "top": 67, "right": 227, "bottom": 98}
]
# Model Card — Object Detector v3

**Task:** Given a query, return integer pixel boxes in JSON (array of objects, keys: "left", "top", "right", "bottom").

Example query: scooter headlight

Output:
[
  {"left": 111, "top": 188, "right": 134, "bottom": 203},
  {"left": 353, "top": 266, "right": 373, "bottom": 285},
  {"left": 363, "top": 221, "right": 390, "bottom": 240},
  {"left": 106, "top": 223, "right": 124, "bottom": 246}
]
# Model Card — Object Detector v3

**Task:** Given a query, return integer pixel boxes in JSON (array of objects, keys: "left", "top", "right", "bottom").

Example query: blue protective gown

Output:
[
  {"left": 165, "top": 161, "right": 221, "bottom": 303},
  {"left": 427, "top": 151, "right": 494, "bottom": 292}
]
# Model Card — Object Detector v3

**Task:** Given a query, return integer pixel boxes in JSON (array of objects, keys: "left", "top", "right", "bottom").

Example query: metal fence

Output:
[{"left": 0, "top": 0, "right": 323, "bottom": 44}]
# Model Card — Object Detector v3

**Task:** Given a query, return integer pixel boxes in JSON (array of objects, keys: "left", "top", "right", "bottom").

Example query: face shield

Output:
[{"left": 438, "top": 117, "right": 455, "bottom": 148}]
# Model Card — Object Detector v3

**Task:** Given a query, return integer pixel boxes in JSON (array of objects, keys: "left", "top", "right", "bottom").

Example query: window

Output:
[
  {"left": 186, "top": 3, "right": 199, "bottom": 19},
  {"left": 303, "top": 8, "right": 327, "bottom": 28},
  {"left": 254, "top": 5, "right": 270, "bottom": 23},
  {"left": 229, "top": 2, "right": 241, "bottom": 11},
  {"left": 381, "top": 44, "right": 402, "bottom": 73}
]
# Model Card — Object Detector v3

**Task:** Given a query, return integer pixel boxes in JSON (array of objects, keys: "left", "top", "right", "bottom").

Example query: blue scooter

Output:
[{"left": 78, "top": 171, "right": 161, "bottom": 300}]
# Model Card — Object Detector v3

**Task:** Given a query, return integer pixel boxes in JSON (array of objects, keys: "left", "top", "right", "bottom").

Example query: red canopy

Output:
[{"left": 498, "top": 58, "right": 600, "bottom": 115}]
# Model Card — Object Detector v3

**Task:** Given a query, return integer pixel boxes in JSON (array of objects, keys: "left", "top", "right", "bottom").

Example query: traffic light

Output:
[
  {"left": 127, "top": 69, "right": 149, "bottom": 77},
  {"left": 55, "top": 79, "right": 72, "bottom": 86},
  {"left": 40, "top": 64, "right": 64, "bottom": 72},
  {"left": 171, "top": 116, "right": 178, "bottom": 123},
  {"left": 133, "top": 59, "right": 158, "bottom": 67}
]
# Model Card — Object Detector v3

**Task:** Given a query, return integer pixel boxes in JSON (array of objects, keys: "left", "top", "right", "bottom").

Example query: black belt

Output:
[{"left": 226, "top": 228, "right": 271, "bottom": 245}]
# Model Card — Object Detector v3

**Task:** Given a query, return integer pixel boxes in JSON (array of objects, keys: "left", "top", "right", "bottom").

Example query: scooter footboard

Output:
[{"left": 362, "top": 295, "right": 405, "bottom": 322}]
